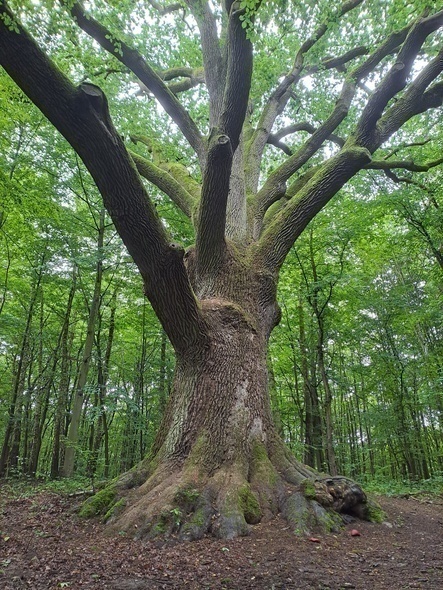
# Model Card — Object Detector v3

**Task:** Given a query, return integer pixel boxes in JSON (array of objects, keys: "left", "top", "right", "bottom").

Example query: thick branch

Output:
[
  {"left": 254, "top": 10, "right": 443, "bottom": 275},
  {"left": 267, "top": 123, "right": 344, "bottom": 154},
  {"left": 147, "top": 0, "right": 182, "bottom": 16},
  {"left": 137, "top": 67, "right": 206, "bottom": 95},
  {"left": 377, "top": 64, "right": 443, "bottom": 149},
  {"left": 356, "top": 10, "right": 443, "bottom": 147},
  {"left": 254, "top": 81, "right": 356, "bottom": 225},
  {"left": 245, "top": 0, "right": 364, "bottom": 193},
  {"left": 162, "top": 66, "right": 205, "bottom": 93},
  {"left": 219, "top": 2, "right": 253, "bottom": 150},
  {"left": 286, "top": 166, "right": 321, "bottom": 199},
  {"left": 129, "top": 151, "right": 196, "bottom": 218},
  {"left": 226, "top": 143, "right": 248, "bottom": 241},
  {"left": 194, "top": 3, "right": 253, "bottom": 277},
  {"left": 167, "top": 76, "right": 205, "bottom": 94},
  {"left": 253, "top": 147, "right": 372, "bottom": 273},
  {"left": 185, "top": 0, "right": 225, "bottom": 126},
  {"left": 252, "top": 21, "right": 414, "bottom": 232},
  {"left": 195, "top": 131, "right": 232, "bottom": 281},
  {"left": 61, "top": 0, "right": 206, "bottom": 164},
  {"left": 367, "top": 156, "right": 443, "bottom": 173},
  {"left": 0, "top": 0, "right": 207, "bottom": 355},
  {"left": 130, "top": 134, "right": 202, "bottom": 201},
  {"left": 304, "top": 46, "right": 369, "bottom": 76}
]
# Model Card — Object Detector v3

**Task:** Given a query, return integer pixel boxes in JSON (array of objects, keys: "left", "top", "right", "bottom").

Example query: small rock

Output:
[
  {"left": 350, "top": 529, "right": 361, "bottom": 537},
  {"left": 382, "top": 521, "right": 393, "bottom": 528}
]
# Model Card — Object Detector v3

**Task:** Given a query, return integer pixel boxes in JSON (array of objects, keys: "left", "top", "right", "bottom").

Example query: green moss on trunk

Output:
[
  {"left": 104, "top": 497, "right": 126, "bottom": 522},
  {"left": 238, "top": 485, "right": 262, "bottom": 524},
  {"left": 365, "top": 496, "right": 386, "bottom": 523},
  {"left": 300, "top": 478, "right": 317, "bottom": 500},
  {"left": 79, "top": 485, "right": 117, "bottom": 518}
]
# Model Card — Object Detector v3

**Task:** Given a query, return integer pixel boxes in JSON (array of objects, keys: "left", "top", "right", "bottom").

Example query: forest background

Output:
[{"left": 0, "top": 0, "right": 442, "bottom": 503}]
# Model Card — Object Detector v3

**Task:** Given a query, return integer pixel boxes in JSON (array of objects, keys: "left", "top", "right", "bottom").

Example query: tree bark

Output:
[{"left": 81, "top": 250, "right": 375, "bottom": 538}]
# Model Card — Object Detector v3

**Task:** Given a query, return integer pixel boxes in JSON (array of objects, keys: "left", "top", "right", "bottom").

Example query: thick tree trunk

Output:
[{"left": 81, "top": 258, "right": 380, "bottom": 539}]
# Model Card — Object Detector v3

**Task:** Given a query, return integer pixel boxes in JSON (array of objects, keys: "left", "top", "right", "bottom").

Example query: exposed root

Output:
[{"left": 79, "top": 450, "right": 383, "bottom": 540}]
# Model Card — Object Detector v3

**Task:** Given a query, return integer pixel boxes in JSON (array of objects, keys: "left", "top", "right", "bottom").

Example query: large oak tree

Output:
[{"left": 1, "top": 0, "right": 442, "bottom": 539}]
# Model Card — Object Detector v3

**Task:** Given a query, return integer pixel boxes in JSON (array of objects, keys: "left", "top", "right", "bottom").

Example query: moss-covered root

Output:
[
  {"left": 79, "top": 485, "right": 126, "bottom": 522},
  {"left": 282, "top": 492, "right": 343, "bottom": 535},
  {"left": 210, "top": 482, "right": 262, "bottom": 539},
  {"left": 313, "top": 476, "right": 386, "bottom": 522},
  {"left": 358, "top": 495, "right": 386, "bottom": 523},
  {"left": 284, "top": 476, "right": 385, "bottom": 535},
  {"left": 79, "top": 458, "right": 384, "bottom": 541}
]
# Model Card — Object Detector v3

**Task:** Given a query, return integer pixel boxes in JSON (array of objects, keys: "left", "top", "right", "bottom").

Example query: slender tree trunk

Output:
[
  {"left": 61, "top": 210, "right": 105, "bottom": 477},
  {"left": 298, "top": 295, "right": 315, "bottom": 467},
  {"left": 319, "top": 349, "right": 338, "bottom": 476},
  {"left": 27, "top": 342, "right": 60, "bottom": 476},
  {"left": 51, "top": 272, "right": 76, "bottom": 478},
  {"left": 0, "top": 254, "right": 45, "bottom": 476},
  {"left": 88, "top": 289, "right": 117, "bottom": 479},
  {"left": 0, "top": 219, "right": 11, "bottom": 317},
  {"left": 158, "top": 330, "right": 168, "bottom": 414}
]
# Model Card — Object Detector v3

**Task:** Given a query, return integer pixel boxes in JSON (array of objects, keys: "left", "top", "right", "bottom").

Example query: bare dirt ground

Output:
[{"left": 0, "top": 483, "right": 442, "bottom": 590}]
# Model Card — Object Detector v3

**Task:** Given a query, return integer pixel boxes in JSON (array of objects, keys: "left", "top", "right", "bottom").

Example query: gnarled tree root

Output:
[{"left": 79, "top": 449, "right": 384, "bottom": 540}]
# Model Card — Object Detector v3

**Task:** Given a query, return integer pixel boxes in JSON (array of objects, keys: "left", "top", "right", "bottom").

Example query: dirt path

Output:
[{"left": 1, "top": 484, "right": 442, "bottom": 589}]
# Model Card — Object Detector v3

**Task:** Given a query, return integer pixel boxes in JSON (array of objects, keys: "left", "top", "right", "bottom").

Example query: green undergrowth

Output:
[
  {"left": 362, "top": 474, "right": 443, "bottom": 498},
  {"left": 0, "top": 475, "right": 93, "bottom": 499}
]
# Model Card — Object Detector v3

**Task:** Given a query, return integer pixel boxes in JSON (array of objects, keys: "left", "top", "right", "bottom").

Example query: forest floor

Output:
[{"left": 0, "top": 482, "right": 442, "bottom": 590}]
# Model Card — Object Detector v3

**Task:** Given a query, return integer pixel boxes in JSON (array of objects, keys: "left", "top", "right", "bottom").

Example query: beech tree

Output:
[{"left": 1, "top": 0, "right": 443, "bottom": 539}]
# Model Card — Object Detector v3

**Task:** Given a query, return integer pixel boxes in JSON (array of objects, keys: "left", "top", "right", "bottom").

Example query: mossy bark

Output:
[{"left": 81, "top": 248, "right": 381, "bottom": 540}]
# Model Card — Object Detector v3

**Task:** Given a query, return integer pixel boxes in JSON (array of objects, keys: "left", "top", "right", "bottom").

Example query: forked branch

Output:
[
  {"left": 184, "top": 0, "right": 225, "bottom": 125},
  {"left": 245, "top": 0, "right": 365, "bottom": 192},
  {"left": 356, "top": 9, "right": 443, "bottom": 148},
  {"left": 254, "top": 9, "right": 443, "bottom": 274},
  {"left": 60, "top": 0, "right": 206, "bottom": 164},
  {"left": 252, "top": 20, "right": 417, "bottom": 232},
  {"left": 195, "top": 2, "right": 253, "bottom": 280}
]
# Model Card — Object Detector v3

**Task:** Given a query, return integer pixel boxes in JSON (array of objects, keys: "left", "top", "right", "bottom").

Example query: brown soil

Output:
[{"left": 0, "top": 483, "right": 442, "bottom": 589}]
